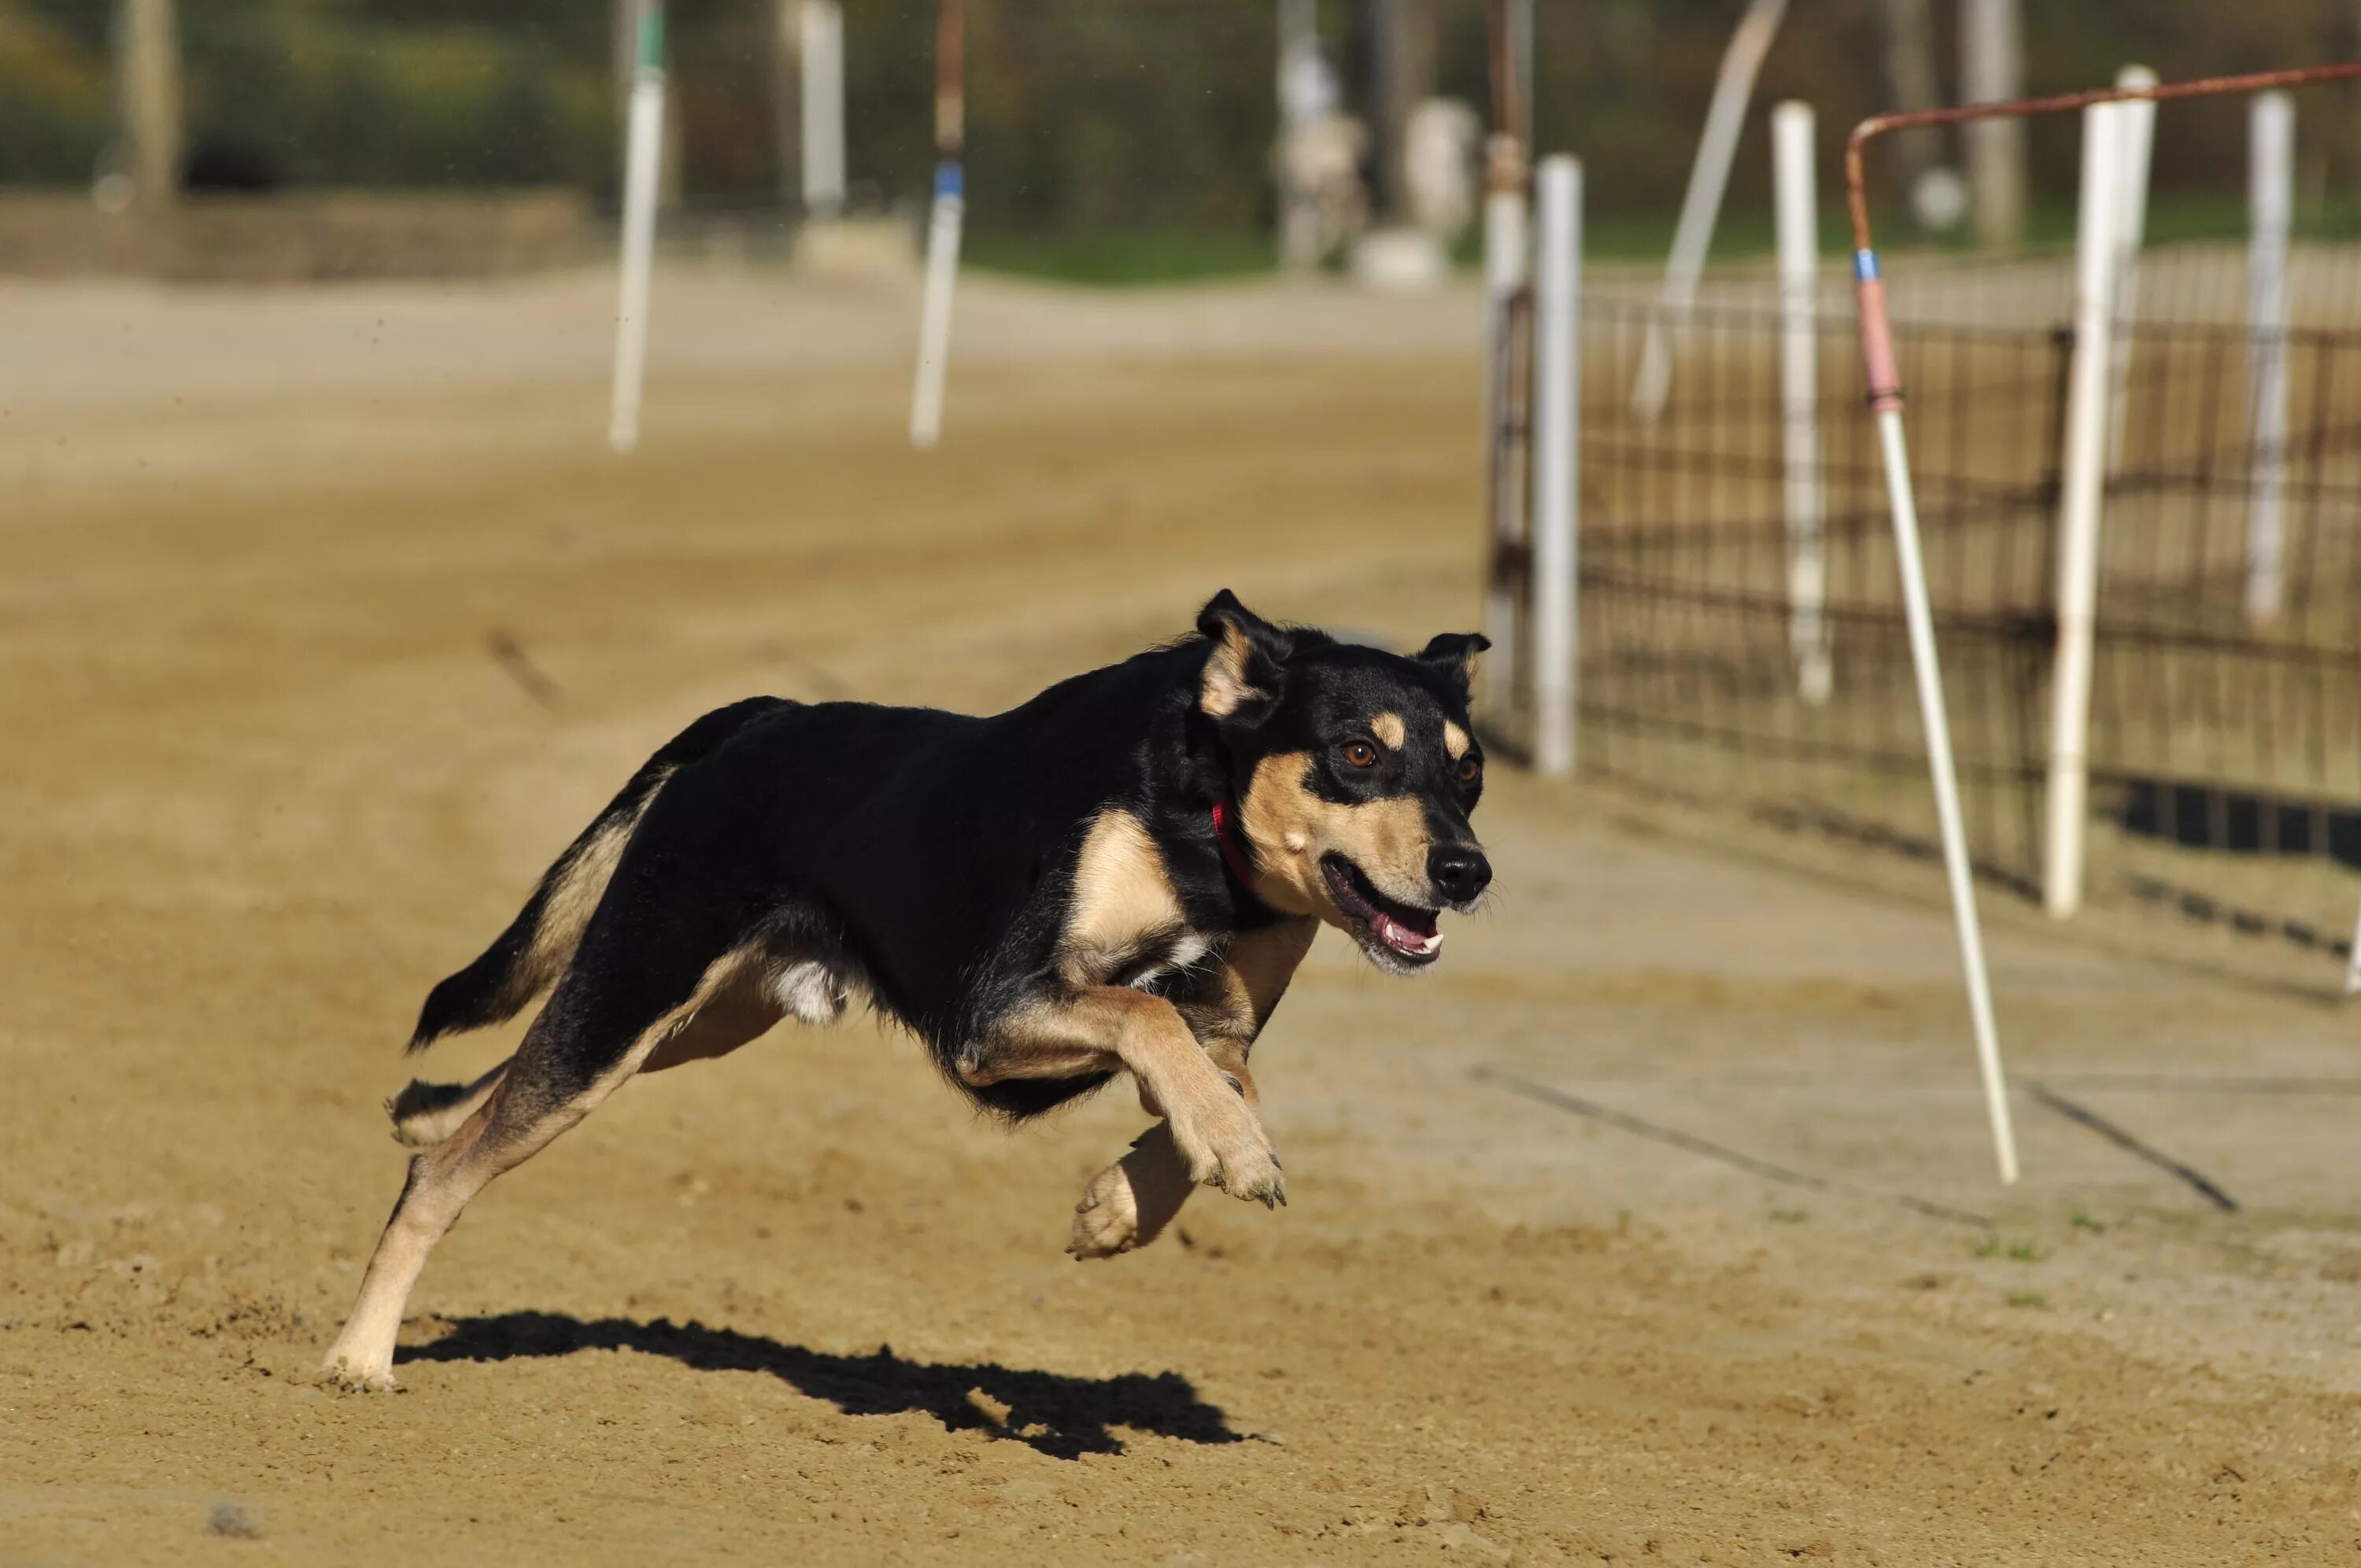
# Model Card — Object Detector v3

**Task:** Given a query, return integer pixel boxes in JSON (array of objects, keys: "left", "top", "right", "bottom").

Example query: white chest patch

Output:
[{"left": 1129, "top": 930, "right": 1213, "bottom": 990}]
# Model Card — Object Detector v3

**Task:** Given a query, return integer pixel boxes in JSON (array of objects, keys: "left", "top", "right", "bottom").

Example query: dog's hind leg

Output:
[
  {"left": 1070, "top": 1045, "right": 1262, "bottom": 1260},
  {"left": 1069, "top": 1122, "right": 1198, "bottom": 1259},
  {"left": 322, "top": 940, "right": 772, "bottom": 1390}
]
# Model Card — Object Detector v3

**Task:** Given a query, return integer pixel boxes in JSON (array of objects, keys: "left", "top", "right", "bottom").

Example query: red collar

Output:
[{"left": 1209, "top": 797, "right": 1259, "bottom": 889}]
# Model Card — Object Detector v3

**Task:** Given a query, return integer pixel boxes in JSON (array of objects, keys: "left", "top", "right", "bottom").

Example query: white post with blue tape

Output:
[
  {"left": 909, "top": 160, "right": 964, "bottom": 451},
  {"left": 910, "top": 0, "right": 966, "bottom": 451},
  {"left": 1853, "top": 240, "right": 2020, "bottom": 1186}
]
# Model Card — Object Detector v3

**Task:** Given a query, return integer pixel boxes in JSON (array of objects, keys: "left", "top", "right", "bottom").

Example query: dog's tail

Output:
[{"left": 405, "top": 696, "right": 793, "bottom": 1054}]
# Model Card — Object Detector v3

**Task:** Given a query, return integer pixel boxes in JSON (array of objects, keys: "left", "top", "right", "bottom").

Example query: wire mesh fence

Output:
[{"left": 1572, "top": 245, "right": 2361, "bottom": 983}]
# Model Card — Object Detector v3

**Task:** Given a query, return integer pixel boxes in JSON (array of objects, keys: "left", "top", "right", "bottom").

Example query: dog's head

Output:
[{"left": 1195, "top": 589, "right": 1491, "bottom": 975}]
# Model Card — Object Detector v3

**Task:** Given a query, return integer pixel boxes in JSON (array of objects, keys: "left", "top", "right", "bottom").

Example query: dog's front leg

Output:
[
  {"left": 964, "top": 988, "right": 1281, "bottom": 1205},
  {"left": 1070, "top": 1041, "right": 1261, "bottom": 1259}
]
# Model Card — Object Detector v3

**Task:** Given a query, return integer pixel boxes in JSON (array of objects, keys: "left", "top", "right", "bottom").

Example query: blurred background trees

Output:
[{"left": 1, "top": 0, "right": 2356, "bottom": 255}]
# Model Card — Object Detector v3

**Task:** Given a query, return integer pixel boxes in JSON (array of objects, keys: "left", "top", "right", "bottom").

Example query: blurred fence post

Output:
[
  {"left": 2247, "top": 91, "right": 2294, "bottom": 625},
  {"left": 1480, "top": 138, "right": 1528, "bottom": 721},
  {"left": 1508, "top": 0, "right": 1533, "bottom": 151},
  {"left": 800, "top": 1, "right": 846, "bottom": 218},
  {"left": 2106, "top": 66, "right": 2156, "bottom": 472},
  {"left": 117, "top": 0, "right": 181, "bottom": 211},
  {"left": 1277, "top": 0, "right": 1320, "bottom": 268},
  {"left": 608, "top": 0, "right": 666, "bottom": 455},
  {"left": 1960, "top": 0, "right": 2025, "bottom": 249},
  {"left": 2042, "top": 101, "right": 2125, "bottom": 921},
  {"left": 1532, "top": 156, "right": 1580, "bottom": 778},
  {"left": 1631, "top": 0, "right": 1787, "bottom": 421},
  {"left": 1773, "top": 101, "right": 1830, "bottom": 707}
]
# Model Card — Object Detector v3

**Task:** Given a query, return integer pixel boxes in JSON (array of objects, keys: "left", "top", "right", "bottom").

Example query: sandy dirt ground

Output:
[{"left": 4, "top": 268, "right": 2360, "bottom": 1566}]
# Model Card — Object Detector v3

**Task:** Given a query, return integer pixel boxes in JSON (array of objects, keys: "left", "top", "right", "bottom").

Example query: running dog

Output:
[{"left": 323, "top": 592, "right": 1491, "bottom": 1390}]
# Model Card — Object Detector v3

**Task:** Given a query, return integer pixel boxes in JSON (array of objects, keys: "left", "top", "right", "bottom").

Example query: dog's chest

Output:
[{"left": 1058, "top": 808, "right": 1210, "bottom": 990}]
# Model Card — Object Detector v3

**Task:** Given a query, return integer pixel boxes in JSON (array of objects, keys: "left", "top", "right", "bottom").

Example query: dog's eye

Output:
[
  {"left": 1457, "top": 756, "right": 1482, "bottom": 786},
  {"left": 1341, "top": 740, "right": 1379, "bottom": 769}
]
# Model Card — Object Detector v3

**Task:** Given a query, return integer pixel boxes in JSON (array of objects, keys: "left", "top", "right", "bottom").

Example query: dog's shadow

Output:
[{"left": 398, "top": 1312, "right": 1244, "bottom": 1460}]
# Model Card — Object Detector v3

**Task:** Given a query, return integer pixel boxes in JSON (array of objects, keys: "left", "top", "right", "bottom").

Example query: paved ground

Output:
[{"left": 2, "top": 268, "right": 2358, "bottom": 1566}]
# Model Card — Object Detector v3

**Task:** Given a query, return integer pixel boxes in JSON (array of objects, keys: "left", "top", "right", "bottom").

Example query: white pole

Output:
[
  {"left": 800, "top": 0, "right": 846, "bottom": 218},
  {"left": 908, "top": 164, "right": 964, "bottom": 450},
  {"left": 2345, "top": 893, "right": 2361, "bottom": 997},
  {"left": 2041, "top": 102, "right": 2125, "bottom": 921},
  {"left": 1772, "top": 100, "right": 1829, "bottom": 707},
  {"left": 1874, "top": 403, "right": 2021, "bottom": 1185},
  {"left": 1631, "top": 0, "right": 1788, "bottom": 421},
  {"left": 2247, "top": 90, "right": 2294, "bottom": 625},
  {"left": 2106, "top": 66, "right": 2156, "bottom": 472},
  {"left": 608, "top": 2, "right": 665, "bottom": 456},
  {"left": 1532, "top": 155, "right": 1581, "bottom": 779},
  {"left": 1854, "top": 238, "right": 2019, "bottom": 1185},
  {"left": 1480, "top": 147, "right": 1529, "bottom": 718}
]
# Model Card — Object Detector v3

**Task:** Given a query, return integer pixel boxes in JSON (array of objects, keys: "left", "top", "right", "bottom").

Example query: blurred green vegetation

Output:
[
  {"left": 2, "top": 0, "right": 2358, "bottom": 275},
  {"left": 965, "top": 230, "right": 1278, "bottom": 286}
]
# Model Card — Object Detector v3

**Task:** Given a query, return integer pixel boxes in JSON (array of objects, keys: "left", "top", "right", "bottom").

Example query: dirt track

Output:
[{"left": 4, "top": 269, "right": 2360, "bottom": 1566}]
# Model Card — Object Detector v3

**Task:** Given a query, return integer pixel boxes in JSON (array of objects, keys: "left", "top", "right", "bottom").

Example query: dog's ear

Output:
[
  {"left": 1416, "top": 632, "right": 1491, "bottom": 703},
  {"left": 1196, "top": 589, "right": 1291, "bottom": 727}
]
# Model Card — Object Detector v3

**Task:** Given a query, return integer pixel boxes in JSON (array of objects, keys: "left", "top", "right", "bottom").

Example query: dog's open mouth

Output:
[{"left": 1320, "top": 853, "right": 1443, "bottom": 965}]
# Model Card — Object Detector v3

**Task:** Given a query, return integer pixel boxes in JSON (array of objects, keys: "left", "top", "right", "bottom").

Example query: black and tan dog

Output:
[{"left": 323, "top": 592, "right": 1491, "bottom": 1389}]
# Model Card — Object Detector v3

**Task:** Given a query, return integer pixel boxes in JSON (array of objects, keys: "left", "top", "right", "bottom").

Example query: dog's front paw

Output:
[{"left": 1169, "top": 1094, "right": 1286, "bottom": 1208}]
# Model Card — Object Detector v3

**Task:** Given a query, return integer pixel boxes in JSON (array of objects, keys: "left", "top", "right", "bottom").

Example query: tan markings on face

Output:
[
  {"left": 1060, "top": 809, "right": 1189, "bottom": 986},
  {"left": 1239, "top": 753, "right": 1435, "bottom": 918},
  {"left": 1443, "top": 721, "right": 1471, "bottom": 760},
  {"left": 1370, "top": 711, "right": 1406, "bottom": 750},
  {"left": 1197, "top": 624, "right": 1266, "bottom": 718}
]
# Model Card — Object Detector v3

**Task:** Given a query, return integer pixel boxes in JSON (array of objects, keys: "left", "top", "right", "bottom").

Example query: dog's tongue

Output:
[{"left": 1376, "top": 912, "right": 1443, "bottom": 958}]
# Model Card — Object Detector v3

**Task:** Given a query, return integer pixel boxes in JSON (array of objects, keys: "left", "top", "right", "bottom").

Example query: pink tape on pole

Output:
[{"left": 1854, "top": 250, "right": 1902, "bottom": 413}]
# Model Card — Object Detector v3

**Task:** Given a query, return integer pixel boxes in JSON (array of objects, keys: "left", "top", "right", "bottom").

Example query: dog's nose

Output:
[{"left": 1427, "top": 843, "right": 1491, "bottom": 904}]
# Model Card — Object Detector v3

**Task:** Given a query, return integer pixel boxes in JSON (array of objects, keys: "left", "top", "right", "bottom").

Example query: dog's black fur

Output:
[
  {"left": 410, "top": 591, "right": 1490, "bottom": 1120},
  {"left": 323, "top": 592, "right": 1492, "bottom": 1389}
]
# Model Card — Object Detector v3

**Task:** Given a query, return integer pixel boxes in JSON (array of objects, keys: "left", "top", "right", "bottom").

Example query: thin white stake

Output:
[
  {"left": 1631, "top": 0, "right": 1788, "bottom": 421},
  {"left": 608, "top": 3, "right": 666, "bottom": 455},
  {"left": 800, "top": 0, "right": 846, "bottom": 217},
  {"left": 1772, "top": 100, "right": 1830, "bottom": 706},
  {"left": 2247, "top": 90, "right": 2294, "bottom": 625},
  {"left": 1874, "top": 402, "right": 2020, "bottom": 1185},
  {"left": 1532, "top": 155, "right": 1581, "bottom": 778},
  {"left": 2345, "top": 893, "right": 2361, "bottom": 997},
  {"left": 1855, "top": 240, "right": 2018, "bottom": 1185},
  {"left": 1480, "top": 153, "right": 1529, "bottom": 718},
  {"left": 2042, "top": 101, "right": 2125, "bottom": 921},
  {"left": 908, "top": 163, "right": 964, "bottom": 450},
  {"left": 2106, "top": 66, "right": 2156, "bottom": 471}
]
